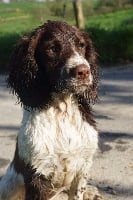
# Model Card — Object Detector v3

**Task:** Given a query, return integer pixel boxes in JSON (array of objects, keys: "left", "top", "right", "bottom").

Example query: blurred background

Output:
[{"left": 0, "top": 0, "right": 133, "bottom": 72}]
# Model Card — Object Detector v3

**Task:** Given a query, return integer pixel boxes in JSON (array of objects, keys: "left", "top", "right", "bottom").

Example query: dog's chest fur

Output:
[{"left": 18, "top": 95, "right": 98, "bottom": 187}]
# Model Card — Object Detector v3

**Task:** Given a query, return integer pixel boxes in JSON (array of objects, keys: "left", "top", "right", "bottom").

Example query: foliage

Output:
[
  {"left": 85, "top": 9, "right": 133, "bottom": 64},
  {"left": 88, "top": 26, "right": 133, "bottom": 64},
  {"left": 86, "top": 9, "right": 133, "bottom": 31},
  {"left": 93, "top": 0, "right": 133, "bottom": 13}
]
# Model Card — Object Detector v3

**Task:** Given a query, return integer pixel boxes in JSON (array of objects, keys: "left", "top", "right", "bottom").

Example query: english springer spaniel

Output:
[{"left": 0, "top": 21, "right": 103, "bottom": 200}]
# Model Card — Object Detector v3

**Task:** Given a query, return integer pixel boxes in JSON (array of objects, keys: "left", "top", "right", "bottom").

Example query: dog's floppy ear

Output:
[
  {"left": 83, "top": 32, "right": 99, "bottom": 102},
  {"left": 8, "top": 27, "right": 46, "bottom": 108}
]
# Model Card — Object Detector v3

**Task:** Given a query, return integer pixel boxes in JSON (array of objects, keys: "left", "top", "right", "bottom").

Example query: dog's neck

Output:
[
  {"left": 23, "top": 93, "right": 77, "bottom": 124},
  {"left": 18, "top": 92, "right": 98, "bottom": 179},
  {"left": 19, "top": 94, "right": 80, "bottom": 163}
]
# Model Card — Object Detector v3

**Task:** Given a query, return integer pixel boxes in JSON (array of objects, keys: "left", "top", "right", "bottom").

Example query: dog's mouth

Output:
[
  {"left": 70, "top": 78, "right": 91, "bottom": 92},
  {"left": 53, "top": 61, "right": 93, "bottom": 95},
  {"left": 56, "top": 77, "right": 91, "bottom": 95}
]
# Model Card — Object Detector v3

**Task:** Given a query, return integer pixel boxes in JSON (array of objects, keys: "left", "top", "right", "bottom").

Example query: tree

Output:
[{"left": 72, "top": 0, "right": 85, "bottom": 29}]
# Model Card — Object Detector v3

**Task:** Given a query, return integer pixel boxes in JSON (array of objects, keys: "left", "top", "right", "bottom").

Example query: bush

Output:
[
  {"left": 0, "top": 33, "right": 21, "bottom": 72},
  {"left": 85, "top": 9, "right": 133, "bottom": 64},
  {"left": 87, "top": 26, "right": 133, "bottom": 64}
]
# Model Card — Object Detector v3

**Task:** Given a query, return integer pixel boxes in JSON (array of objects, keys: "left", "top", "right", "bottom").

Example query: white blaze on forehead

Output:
[
  {"left": 62, "top": 51, "right": 93, "bottom": 84},
  {"left": 66, "top": 52, "right": 90, "bottom": 69}
]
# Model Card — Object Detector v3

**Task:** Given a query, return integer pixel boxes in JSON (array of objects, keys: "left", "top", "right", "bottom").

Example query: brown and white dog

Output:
[{"left": 0, "top": 21, "right": 103, "bottom": 200}]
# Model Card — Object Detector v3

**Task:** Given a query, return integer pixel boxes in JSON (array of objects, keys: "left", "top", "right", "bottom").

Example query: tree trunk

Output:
[{"left": 73, "top": 0, "right": 85, "bottom": 29}]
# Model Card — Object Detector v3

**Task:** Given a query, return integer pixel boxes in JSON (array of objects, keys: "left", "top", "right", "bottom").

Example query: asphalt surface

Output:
[{"left": 0, "top": 66, "right": 133, "bottom": 200}]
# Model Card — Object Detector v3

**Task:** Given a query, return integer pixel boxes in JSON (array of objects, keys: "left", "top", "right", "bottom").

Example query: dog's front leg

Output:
[
  {"left": 83, "top": 185, "right": 104, "bottom": 200},
  {"left": 68, "top": 174, "right": 87, "bottom": 200},
  {"left": 68, "top": 176, "right": 104, "bottom": 200},
  {"left": 24, "top": 167, "right": 51, "bottom": 200},
  {"left": 74, "top": 175, "right": 88, "bottom": 200},
  {"left": 24, "top": 175, "right": 47, "bottom": 200}
]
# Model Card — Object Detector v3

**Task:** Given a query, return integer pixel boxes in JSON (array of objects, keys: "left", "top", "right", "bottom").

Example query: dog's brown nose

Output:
[{"left": 71, "top": 64, "right": 90, "bottom": 80}]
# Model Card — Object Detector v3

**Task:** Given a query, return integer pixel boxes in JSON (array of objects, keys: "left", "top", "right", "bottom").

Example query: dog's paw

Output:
[{"left": 83, "top": 185, "right": 104, "bottom": 200}]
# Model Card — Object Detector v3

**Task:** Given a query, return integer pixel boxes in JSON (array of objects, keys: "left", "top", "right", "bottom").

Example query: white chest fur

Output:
[{"left": 18, "top": 96, "right": 98, "bottom": 185}]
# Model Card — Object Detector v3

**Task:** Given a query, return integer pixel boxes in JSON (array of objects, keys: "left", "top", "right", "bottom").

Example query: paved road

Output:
[{"left": 0, "top": 66, "right": 133, "bottom": 200}]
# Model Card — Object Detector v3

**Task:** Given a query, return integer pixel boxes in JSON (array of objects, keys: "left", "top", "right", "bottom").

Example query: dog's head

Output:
[{"left": 8, "top": 21, "right": 98, "bottom": 109}]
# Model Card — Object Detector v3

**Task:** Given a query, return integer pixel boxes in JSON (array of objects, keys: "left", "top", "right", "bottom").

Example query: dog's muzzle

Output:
[
  {"left": 58, "top": 54, "right": 93, "bottom": 93},
  {"left": 69, "top": 64, "right": 91, "bottom": 82}
]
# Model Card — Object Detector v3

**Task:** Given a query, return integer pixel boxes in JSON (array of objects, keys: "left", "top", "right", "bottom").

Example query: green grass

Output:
[
  {"left": 0, "top": 2, "right": 72, "bottom": 34},
  {"left": 86, "top": 9, "right": 133, "bottom": 30},
  {"left": 0, "top": 2, "right": 133, "bottom": 71},
  {"left": 0, "top": 2, "right": 48, "bottom": 33}
]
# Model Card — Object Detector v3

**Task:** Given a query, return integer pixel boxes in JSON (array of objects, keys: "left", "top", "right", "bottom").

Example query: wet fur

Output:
[{"left": 0, "top": 21, "right": 102, "bottom": 200}]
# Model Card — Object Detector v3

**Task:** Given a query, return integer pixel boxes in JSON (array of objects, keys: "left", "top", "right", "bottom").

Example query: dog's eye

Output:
[
  {"left": 79, "top": 42, "right": 85, "bottom": 49},
  {"left": 50, "top": 45, "right": 56, "bottom": 52},
  {"left": 49, "top": 45, "right": 59, "bottom": 53}
]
